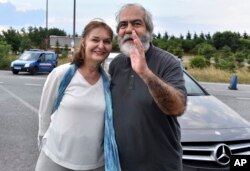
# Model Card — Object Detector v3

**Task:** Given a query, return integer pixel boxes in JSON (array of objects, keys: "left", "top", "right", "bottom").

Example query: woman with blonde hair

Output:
[{"left": 35, "top": 19, "right": 120, "bottom": 171}]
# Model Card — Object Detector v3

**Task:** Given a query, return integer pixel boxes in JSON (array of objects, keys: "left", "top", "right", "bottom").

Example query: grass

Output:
[
  {"left": 183, "top": 55, "right": 250, "bottom": 84},
  {"left": 187, "top": 66, "right": 250, "bottom": 84}
]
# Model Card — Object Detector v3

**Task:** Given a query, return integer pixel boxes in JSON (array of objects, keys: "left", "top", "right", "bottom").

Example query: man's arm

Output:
[
  {"left": 140, "top": 68, "right": 186, "bottom": 116},
  {"left": 130, "top": 30, "right": 186, "bottom": 116}
]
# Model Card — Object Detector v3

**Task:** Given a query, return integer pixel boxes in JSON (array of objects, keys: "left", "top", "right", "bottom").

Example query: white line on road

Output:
[
  {"left": 0, "top": 85, "right": 38, "bottom": 114},
  {"left": 236, "top": 97, "right": 250, "bottom": 100},
  {"left": 25, "top": 83, "right": 42, "bottom": 86}
]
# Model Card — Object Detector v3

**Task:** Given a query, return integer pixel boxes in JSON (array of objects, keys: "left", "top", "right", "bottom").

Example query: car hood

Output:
[
  {"left": 12, "top": 60, "right": 35, "bottom": 65},
  {"left": 178, "top": 96, "right": 250, "bottom": 142},
  {"left": 178, "top": 96, "right": 250, "bottom": 129}
]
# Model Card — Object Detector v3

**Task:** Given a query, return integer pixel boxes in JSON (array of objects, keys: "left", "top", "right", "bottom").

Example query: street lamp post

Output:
[
  {"left": 45, "top": 0, "right": 48, "bottom": 50},
  {"left": 46, "top": 0, "right": 48, "bottom": 30},
  {"left": 72, "top": 0, "right": 76, "bottom": 51}
]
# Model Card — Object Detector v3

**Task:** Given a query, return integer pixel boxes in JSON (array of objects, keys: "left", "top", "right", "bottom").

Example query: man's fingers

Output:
[
  {"left": 132, "top": 30, "right": 144, "bottom": 53},
  {"left": 129, "top": 47, "right": 137, "bottom": 60}
]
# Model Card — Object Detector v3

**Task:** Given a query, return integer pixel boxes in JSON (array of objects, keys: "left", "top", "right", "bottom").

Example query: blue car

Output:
[{"left": 10, "top": 50, "right": 58, "bottom": 75}]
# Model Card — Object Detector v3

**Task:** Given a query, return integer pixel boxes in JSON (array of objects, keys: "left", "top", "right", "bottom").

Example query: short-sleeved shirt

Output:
[{"left": 109, "top": 45, "right": 186, "bottom": 171}]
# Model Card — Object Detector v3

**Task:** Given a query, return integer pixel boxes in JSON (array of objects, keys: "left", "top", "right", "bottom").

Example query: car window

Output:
[
  {"left": 19, "top": 51, "right": 39, "bottom": 61},
  {"left": 40, "top": 54, "right": 46, "bottom": 62},
  {"left": 184, "top": 72, "right": 206, "bottom": 96},
  {"left": 45, "top": 53, "right": 53, "bottom": 61}
]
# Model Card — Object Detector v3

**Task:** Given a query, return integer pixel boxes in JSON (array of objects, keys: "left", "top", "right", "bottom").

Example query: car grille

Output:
[
  {"left": 182, "top": 140, "right": 250, "bottom": 169},
  {"left": 13, "top": 64, "right": 25, "bottom": 67}
]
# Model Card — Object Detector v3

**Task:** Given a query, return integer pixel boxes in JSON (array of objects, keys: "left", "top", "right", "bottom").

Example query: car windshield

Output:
[
  {"left": 18, "top": 51, "right": 39, "bottom": 61},
  {"left": 184, "top": 72, "right": 206, "bottom": 96}
]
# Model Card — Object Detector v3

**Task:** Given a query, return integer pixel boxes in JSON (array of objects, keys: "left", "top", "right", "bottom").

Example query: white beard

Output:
[
  {"left": 118, "top": 32, "right": 150, "bottom": 57},
  {"left": 119, "top": 43, "right": 135, "bottom": 57}
]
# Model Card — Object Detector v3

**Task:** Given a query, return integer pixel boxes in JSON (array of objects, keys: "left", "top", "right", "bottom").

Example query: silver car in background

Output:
[
  {"left": 180, "top": 71, "right": 250, "bottom": 171},
  {"left": 104, "top": 53, "right": 250, "bottom": 171}
]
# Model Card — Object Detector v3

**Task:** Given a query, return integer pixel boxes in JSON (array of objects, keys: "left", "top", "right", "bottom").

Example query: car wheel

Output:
[
  {"left": 12, "top": 70, "right": 19, "bottom": 74},
  {"left": 30, "top": 67, "right": 38, "bottom": 75},
  {"left": 49, "top": 65, "right": 56, "bottom": 73}
]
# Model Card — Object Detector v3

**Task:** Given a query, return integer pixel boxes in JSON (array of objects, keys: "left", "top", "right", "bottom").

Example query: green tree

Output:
[
  {"left": 163, "top": 31, "right": 169, "bottom": 40},
  {"left": 179, "top": 34, "right": 184, "bottom": 40},
  {"left": 212, "top": 31, "right": 240, "bottom": 52},
  {"left": 214, "top": 56, "right": 236, "bottom": 72},
  {"left": 2, "top": 28, "right": 21, "bottom": 53},
  {"left": 213, "top": 46, "right": 236, "bottom": 71},
  {"left": 219, "top": 45, "right": 233, "bottom": 58},
  {"left": 0, "top": 41, "right": 11, "bottom": 69},
  {"left": 239, "top": 38, "right": 250, "bottom": 49},
  {"left": 234, "top": 51, "right": 247, "bottom": 68},
  {"left": 152, "top": 38, "right": 168, "bottom": 50},
  {"left": 55, "top": 40, "right": 60, "bottom": 54},
  {"left": 169, "top": 35, "right": 176, "bottom": 40},
  {"left": 26, "top": 26, "right": 67, "bottom": 50},
  {"left": 186, "top": 31, "right": 192, "bottom": 40},
  {"left": 27, "top": 26, "right": 45, "bottom": 49},
  {"left": 193, "top": 32, "right": 198, "bottom": 40},
  {"left": 243, "top": 32, "right": 249, "bottom": 39},
  {"left": 20, "top": 36, "right": 33, "bottom": 52},
  {"left": 165, "top": 39, "right": 184, "bottom": 58},
  {"left": 112, "top": 36, "right": 119, "bottom": 52},
  {"left": 0, "top": 41, "right": 11, "bottom": 58},
  {"left": 196, "top": 43, "right": 216, "bottom": 61},
  {"left": 182, "top": 39, "right": 195, "bottom": 53},
  {"left": 205, "top": 33, "right": 212, "bottom": 40},
  {"left": 48, "top": 28, "right": 67, "bottom": 36},
  {"left": 199, "top": 33, "right": 205, "bottom": 40},
  {"left": 156, "top": 32, "right": 161, "bottom": 39}
]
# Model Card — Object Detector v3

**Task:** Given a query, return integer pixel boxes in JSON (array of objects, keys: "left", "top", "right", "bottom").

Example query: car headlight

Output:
[
  {"left": 24, "top": 63, "right": 30, "bottom": 67},
  {"left": 10, "top": 62, "right": 14, "bottom": 67}
]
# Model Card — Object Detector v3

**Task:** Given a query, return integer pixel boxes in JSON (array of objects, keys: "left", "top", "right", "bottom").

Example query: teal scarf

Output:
[{"left": 52, "top": 64, "right": 121, "bottom": 171}]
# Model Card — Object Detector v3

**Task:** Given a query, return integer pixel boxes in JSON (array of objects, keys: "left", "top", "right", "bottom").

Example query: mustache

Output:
[
  {"left": 119, "top": 33, "right": 150, "bottom": 45},
  {"left": 120, "top": 34, "right": 133, "bottom": 44}
]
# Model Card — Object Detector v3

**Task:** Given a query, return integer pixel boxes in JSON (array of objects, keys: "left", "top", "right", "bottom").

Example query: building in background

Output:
[{"left": 49, "top": 35, "right": 81, "bottom": 51}]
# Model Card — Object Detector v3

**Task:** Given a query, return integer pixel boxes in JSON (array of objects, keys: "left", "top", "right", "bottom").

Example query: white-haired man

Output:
[{"left": 109, "top": 3, "right": 187, "bottom": 171}]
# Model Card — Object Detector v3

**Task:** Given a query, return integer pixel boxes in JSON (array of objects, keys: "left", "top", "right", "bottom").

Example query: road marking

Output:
[
  {"left": 236, "top": 97, "right": 250, "bottom": 100},
  {"left": 0, "top": 85, "right": 38, "bottom": 114},
  {"left": 25, "top": 83, "right": 42, "bottom": 86},
  {"left": 18, "top": 76, "right": 46, "bottom": 80}
]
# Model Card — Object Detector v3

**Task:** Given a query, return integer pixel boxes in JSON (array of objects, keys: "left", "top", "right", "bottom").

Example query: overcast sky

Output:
[{"left": 0, "top": 0, "right": 250, "bottom": 37}]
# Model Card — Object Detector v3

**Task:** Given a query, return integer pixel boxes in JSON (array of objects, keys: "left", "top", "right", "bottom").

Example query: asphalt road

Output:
[
  {"left": 0, "top": 71, "right": 45, "bottom": 171},
  {"left": 200, "top": 82, "right": 250, "bottom": 121},
  {"left": 0, "top": 70, "right": 249, "bottom": 171}
]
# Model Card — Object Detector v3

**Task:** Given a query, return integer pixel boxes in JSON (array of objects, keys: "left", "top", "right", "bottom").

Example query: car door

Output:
[{"left": 38, "top": 53, "right": 53, "bottom": 72}]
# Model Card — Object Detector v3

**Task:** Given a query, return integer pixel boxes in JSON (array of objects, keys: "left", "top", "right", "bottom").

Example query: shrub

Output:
[
  {"left": 235, "top": 51, "right": 246, "bottom": 63},
  {"left": 196, "top": 43, "right": 216, "bottom": 61},
  {"left": 190, "top": 55, "right": 207, "bottom": 68},
  {"left": 60, "top": 50, "right": 68, "bottom": 59},
  {"left": 214, "top": 56, "right": 236, "bottom": 72},
  {"left": 0, "top": 42, "right": 11, "bottom": 58},
  {"left": 0, "top": 42, "right": 12, "bottom": 70},
  {"left": 0, "top": 57, "right": 12, "bottom": 70}
]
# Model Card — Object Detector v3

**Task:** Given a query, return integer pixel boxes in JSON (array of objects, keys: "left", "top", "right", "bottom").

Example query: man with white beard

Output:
[{"left": 109, "top": 3, "right": 187, "bottom": 171}]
